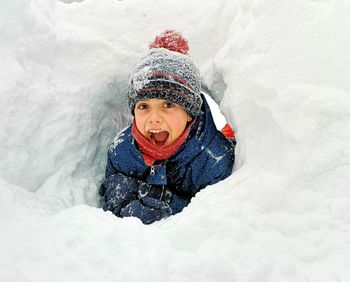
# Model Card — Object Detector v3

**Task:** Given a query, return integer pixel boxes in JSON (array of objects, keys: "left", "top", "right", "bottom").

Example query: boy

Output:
[{"left": 99, "top": 30, "right": 235, "bottom": 224}]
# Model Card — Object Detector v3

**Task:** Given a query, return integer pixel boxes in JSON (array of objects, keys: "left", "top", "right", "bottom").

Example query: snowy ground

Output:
[{"left": 1, "top": 0, "right": 350, "bottom": 281}]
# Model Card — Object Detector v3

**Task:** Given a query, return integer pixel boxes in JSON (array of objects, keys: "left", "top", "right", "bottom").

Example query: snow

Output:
[{"left": 1, "top": 0, "right": 350, "bottom": 281}]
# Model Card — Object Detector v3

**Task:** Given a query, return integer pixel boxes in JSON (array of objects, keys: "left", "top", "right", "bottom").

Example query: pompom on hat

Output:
[{"left": 128, "top": 30, "right": 202, "bottom": 117}]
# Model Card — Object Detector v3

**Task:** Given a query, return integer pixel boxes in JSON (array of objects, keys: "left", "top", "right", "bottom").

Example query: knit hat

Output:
[{"left": 128, "top": 30, "right": 202, "bottom": 117}]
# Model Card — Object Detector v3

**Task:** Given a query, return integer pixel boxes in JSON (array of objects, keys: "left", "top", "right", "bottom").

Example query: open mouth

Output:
[{"left": 148, "top": 130, "right": 169, "bottom": 146}]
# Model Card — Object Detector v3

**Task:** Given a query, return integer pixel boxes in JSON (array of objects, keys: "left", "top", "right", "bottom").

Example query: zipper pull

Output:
[{"left": 150, "top": 166, "right": 155, "bottom": 176}]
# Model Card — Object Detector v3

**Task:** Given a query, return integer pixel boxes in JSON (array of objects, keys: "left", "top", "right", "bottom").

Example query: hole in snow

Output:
[
  {"left": 0, "top": 77, "right": 131, "bottom": 207},
  {"left": 0, "top": 63, "right": 237, "bottom": 209}
]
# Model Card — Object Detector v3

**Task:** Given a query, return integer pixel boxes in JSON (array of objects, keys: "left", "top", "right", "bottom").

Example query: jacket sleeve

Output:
[
  {"left": 192, "top": 134, "right": 235, "bottom": 192},
  {"left": 105, "top": 150, "right": 118, "bottom": 179}
]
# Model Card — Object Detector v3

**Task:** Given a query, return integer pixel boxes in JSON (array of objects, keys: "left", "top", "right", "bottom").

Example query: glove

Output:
[
  {"left": 137, "top": 182, "right": 173, "bottom": 204},
  {"left": 120, "top": 197, "right": 172, "bottom": 224},
  {"left": 99, "top": 173, "right": 139, "bottom": 215}
]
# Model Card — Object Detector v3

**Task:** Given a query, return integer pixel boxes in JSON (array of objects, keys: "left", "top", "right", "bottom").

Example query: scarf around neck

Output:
[{"left": 131, "top": 119, "right": 193, "bottom": 166}]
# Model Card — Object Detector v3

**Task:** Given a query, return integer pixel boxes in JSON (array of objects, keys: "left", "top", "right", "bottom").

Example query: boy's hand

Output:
[
  {"left": 99, "top": 173, "right": 139, "bottom": 215},
  {"left": 100, "top": 174, "right": 172, "bottom": 223},
  {"left": 137, "top": 182, "right": 173, "bottom": 204},
  {"left": 120, "top": 198, "right": 172, "bottom": 224}
]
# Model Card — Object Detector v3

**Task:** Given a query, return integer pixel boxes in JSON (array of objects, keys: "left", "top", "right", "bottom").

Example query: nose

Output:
[{"left": 148, "top": 108, "right": 163, "bottom": 124}]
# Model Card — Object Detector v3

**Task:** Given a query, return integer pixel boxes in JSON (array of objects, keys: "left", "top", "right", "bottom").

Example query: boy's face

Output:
[{"left": 135, "top": 98, "right": 193, "bottom": 146}]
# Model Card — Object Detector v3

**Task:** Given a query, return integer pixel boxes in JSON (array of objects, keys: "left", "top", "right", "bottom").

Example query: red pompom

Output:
[{"left": 149, "top": 30, "right": 189, "bottom": 55}]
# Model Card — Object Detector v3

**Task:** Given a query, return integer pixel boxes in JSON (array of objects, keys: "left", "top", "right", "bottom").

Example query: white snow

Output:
[{"left": 1, "top": 0, "right": 350, "bottom": 281}]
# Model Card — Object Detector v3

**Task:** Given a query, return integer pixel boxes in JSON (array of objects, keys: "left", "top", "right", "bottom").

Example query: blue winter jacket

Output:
[{"left": 99, "top": 94, "right": 235, "bottom": 224}]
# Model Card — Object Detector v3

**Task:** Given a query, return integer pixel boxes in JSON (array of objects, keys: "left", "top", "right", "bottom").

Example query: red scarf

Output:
[{"left": 131, "top": 119, "right": 193, "bottom": 166}]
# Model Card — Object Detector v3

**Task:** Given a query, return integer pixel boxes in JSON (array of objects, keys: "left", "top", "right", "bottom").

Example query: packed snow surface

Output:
[{"left": 1, "top": 0, "right": 350, "bottom": 281}]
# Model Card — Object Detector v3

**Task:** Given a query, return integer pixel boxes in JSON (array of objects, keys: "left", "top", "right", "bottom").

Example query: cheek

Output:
[
  {"left": 169, "top": 116, "right": 187, "bottom": 135},
  {"left": 135, "top": 117, "right": 145, "bottom": 132}
]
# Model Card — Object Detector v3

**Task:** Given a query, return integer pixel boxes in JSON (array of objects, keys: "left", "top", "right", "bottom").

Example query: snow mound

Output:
[{"left": 1, "top": 0, "right": 350, "bottom": 281}]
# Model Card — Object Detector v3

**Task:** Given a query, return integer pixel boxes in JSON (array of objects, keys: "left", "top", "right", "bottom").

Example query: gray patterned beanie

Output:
[{"left": 128, "top": 30, "right": 202, "bottom": 117}]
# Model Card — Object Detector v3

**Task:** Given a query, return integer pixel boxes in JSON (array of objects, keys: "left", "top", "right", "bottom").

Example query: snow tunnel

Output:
[{"left": 1, "top": 1, "right": 350, "bottom": 281}]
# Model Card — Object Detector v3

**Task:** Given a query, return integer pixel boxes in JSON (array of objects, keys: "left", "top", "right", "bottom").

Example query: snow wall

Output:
[{"left": 0, "top": 0, "right": 350, "bottom": 281}]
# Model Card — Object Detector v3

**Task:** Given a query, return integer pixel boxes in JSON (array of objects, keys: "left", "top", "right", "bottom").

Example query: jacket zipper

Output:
[{"left": 150, "top": 166, "right": 155, "bottom": 175}]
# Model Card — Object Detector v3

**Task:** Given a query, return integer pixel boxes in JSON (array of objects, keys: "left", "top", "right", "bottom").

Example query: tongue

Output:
[{"left": 153, "top": 131, "right": 169, "bottom": 145}]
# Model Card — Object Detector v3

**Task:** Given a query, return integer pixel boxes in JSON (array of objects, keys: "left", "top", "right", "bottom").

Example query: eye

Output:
[
  {"left": 163, "top": 101, "right": 175, "bottom": 108},
  {"left": 136, "top": 103, "right": 149, "bottom": 110}
]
